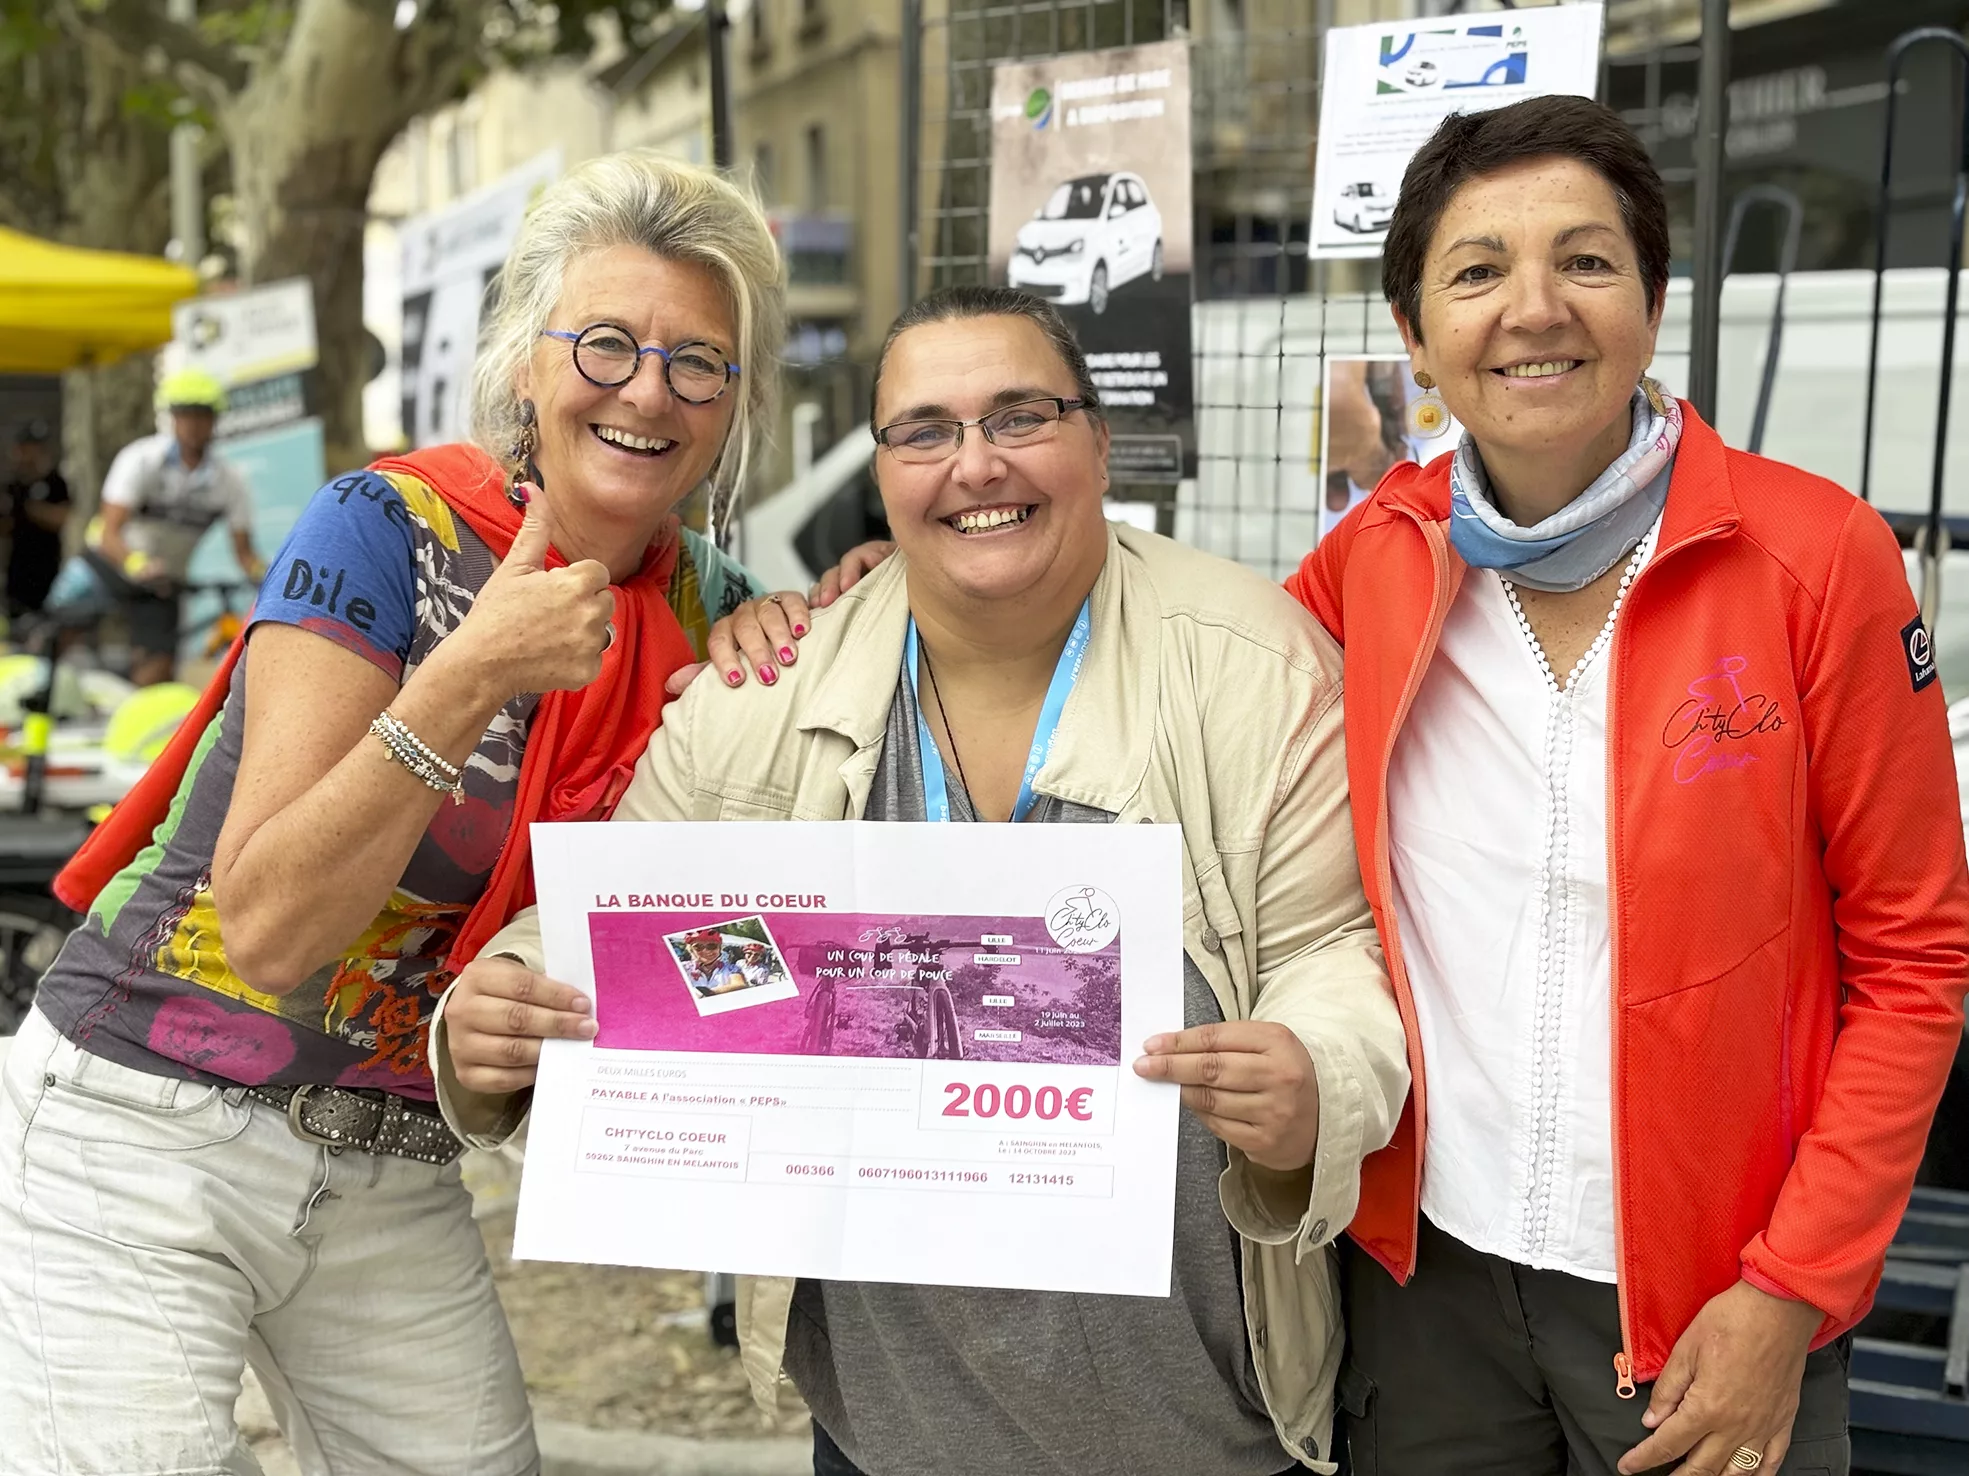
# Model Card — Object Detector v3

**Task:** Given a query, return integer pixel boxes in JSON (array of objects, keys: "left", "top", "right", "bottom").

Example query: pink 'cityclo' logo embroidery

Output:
[{"left": 1659, "top": 656, "right": 1787, "bottom": 784}]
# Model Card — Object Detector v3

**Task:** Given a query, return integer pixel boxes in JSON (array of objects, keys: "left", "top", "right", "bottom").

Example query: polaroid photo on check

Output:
[{"left": 666, "top": 916, "right": 800, "bottom": 1017}]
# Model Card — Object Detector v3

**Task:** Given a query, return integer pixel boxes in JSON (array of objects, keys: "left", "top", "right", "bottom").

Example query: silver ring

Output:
[
  {"left": 1730, "top": 1448, "right": 1763, "bottom": 1471},
  {"left": 601, "top": 621, "right": 616, "bottom": 652}
]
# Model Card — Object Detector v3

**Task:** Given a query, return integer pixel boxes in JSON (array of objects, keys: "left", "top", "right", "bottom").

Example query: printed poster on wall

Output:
[
  {"left": 989, "top": 40, "right": 1194, "bottom": 483},
  {"left": 1310, "top": 3, "right": 1604, "bottom": 260},
  {"left": 171, "top": 278, "right": 318, "bottom": 438},
  {"left": 166, "top": 279, "right": 326, "bottom": 618},
  {"left": 399, "top": 150, "right": 560, "bottom": 448},
  {"left": 1316, "top": 355, "right": 1461, "bottom": 542}
]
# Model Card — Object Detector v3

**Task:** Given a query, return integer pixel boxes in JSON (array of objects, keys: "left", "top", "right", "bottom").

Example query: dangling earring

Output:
[
  {"left": 507, "top": 399, "right": 538, "bottom": 504},
  {"left": 1407, "top": 369, "right": 1451, "bottom": 439},
  {"left": 709, "top": 481, "right": 734, "bottom": 549}
]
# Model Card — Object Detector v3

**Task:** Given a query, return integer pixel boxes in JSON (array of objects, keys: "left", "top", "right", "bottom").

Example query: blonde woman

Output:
[{"left": 0, "top": 151, "right": 784, "bottom": 1476}]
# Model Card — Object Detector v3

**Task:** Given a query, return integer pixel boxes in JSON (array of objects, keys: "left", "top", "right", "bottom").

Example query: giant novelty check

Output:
[{"left": 514, "top": 821, "right": 1184, "bottom": 1296}]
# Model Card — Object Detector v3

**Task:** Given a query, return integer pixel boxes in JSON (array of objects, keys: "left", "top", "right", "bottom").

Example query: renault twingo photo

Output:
[
  {"left": 1333, "top": 180, "right": 1396, "bottom": 234},
  {"left": 1007, "top": 171, "right": 1164, "bottom": 315}
]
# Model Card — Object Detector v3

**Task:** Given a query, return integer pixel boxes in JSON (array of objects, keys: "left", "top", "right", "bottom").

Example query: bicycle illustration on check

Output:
[{"left": 799, "top": 930, "right": 967, "bottom": 1061}]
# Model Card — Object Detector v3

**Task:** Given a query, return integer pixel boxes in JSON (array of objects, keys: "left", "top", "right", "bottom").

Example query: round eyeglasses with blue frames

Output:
[{"left": 541, "top": 325, "right": 741, "bottom": 405}]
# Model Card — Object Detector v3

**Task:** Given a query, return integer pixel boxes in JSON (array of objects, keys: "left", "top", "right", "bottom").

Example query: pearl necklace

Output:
[
  {"left": 1500, "top": 525, "right": 1657, "bottom": 693},
  {"left": 1498, "top": 522, "right": 1655, "bottom": 1258}
]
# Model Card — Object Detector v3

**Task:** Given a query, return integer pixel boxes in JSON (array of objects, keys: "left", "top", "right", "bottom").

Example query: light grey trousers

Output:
[{"left": 0, "top": 1007, "right": 539, "bottom": 1476}]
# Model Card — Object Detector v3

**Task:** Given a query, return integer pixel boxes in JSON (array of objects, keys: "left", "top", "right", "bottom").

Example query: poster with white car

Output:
[
  {"left": 990, "top": 40, "right": 1193, "bottom": 483},
  {"left": 1310, "top": 4, "right": 1604, "bottom": 259},
  {"left": 400, "top": 151, "right": 561, "bottom": 448}
]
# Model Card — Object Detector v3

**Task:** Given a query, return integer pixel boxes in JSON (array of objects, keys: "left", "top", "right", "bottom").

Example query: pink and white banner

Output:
[{"left": 513, "top": 822, "right": 1184, "bottom": 1296}]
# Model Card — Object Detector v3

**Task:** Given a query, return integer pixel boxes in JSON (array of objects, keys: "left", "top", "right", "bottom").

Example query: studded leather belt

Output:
[{"left": 246, "top": 1082, "right": 463, "bottom": 1166}]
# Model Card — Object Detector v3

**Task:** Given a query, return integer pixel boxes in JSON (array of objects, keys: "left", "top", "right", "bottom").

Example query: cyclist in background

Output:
[
  {"left": 2, "top": 420, "right": 72, "bottom": 619},
  {"left": 87, "top": 367, "right": 265, "bottom": 685}
]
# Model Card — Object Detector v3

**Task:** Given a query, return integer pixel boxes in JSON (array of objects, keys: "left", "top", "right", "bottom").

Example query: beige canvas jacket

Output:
[{"left": 434, "top": 523, "right": 1408, "bottom": 1471}]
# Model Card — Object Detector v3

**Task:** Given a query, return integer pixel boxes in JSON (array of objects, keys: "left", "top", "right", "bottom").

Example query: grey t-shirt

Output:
[{"left": 781, "top": 677, "right": 1285, "bottom": 1476}]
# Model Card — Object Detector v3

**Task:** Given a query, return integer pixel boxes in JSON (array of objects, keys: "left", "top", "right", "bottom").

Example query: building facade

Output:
[
  {"left": 362, "top": 3, "right": 907, "bottom": 492},
  {"left": 1607, "top": 0, "right": 1969, "bottom": 274},
  {"left": 732, "top": 0, "right": 907, "bottom": 488}
]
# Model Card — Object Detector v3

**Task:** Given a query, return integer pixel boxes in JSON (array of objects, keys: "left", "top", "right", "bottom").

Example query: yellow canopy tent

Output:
[{"left": 0, "top": 228, "right": 199, "bottom": 374}]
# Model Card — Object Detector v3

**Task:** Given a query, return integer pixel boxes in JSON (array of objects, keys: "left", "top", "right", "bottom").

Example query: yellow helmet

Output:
[
  {"left": 104, "top": 682, "right": 201, "bottom": 763},
  {"left": 156, "top": 366, "right": 227, "bottom": 415}
]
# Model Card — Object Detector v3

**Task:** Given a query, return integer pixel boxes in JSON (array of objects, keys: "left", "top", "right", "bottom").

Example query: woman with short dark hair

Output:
[
  {"left": 696, "top": 94, "right": 1969, "bottom": 1476},
  {"left": 1291, "top": 94, "right": 1969, "bottom": 1476}
]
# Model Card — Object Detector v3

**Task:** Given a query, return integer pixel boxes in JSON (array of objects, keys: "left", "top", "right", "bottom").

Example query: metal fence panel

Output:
[
  {"left": 915, "top": 0, "right": 1364, "bottom": 581},
  {"left": 907, "top": 3, "right": 1969, "bottom": 588}
]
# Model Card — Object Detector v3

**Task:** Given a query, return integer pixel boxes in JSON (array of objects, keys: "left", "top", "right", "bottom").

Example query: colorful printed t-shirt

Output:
[{"left": 33, "top": 467, "right": 763, "bottom": 1097}]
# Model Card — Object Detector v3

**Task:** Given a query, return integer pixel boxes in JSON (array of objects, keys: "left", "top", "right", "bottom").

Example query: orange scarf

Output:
[{"left": 56, "top": 443, "right": 697, "bottom": 976}]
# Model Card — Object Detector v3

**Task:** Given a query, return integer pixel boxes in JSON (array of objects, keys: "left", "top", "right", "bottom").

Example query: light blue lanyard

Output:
[{"left": 904, "top": 599, "right": 1092, "bottom": 823}]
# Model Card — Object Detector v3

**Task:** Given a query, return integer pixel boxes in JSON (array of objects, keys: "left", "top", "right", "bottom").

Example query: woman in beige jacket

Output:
[{"left": 434, "top": 287, "right": 1407, "bottom": 1475}]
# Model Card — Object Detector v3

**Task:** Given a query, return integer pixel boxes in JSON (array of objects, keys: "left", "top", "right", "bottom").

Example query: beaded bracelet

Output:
[
  {"left": 374, "top": 710, "right": 461, "bottom": 782},
  {"left": 369, "top": 712, "right": 464, "bottom": 804}
]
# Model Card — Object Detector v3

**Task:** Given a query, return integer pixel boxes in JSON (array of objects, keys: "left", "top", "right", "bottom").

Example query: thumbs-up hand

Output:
[
  {"left": 499, "top": 490, "right": 559, "bottom": 574},
  {"left": 449, "top": 487, "right": 616, "bottom": 700}
]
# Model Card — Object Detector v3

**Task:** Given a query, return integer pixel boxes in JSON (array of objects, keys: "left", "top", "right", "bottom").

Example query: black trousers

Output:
[
  {"left": 813, "top": 1422, "right": 863, "bottom": 1476},
  {"left": 1339, "top": 1219, "right": 1851, "bottom": 1476}
]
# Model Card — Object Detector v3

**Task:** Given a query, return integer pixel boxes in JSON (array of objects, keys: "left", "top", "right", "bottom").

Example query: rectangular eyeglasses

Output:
[{"left": 874, "top": 396, "right": 1087, "bottom": 464}]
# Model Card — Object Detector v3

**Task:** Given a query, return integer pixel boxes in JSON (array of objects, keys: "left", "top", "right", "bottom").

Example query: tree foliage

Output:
[
  {"left": 0, "top": 4, "right": 157, "bottom": 237},
  {"left": 10, "top": 0, "right": 680, "bottom": 465}
]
